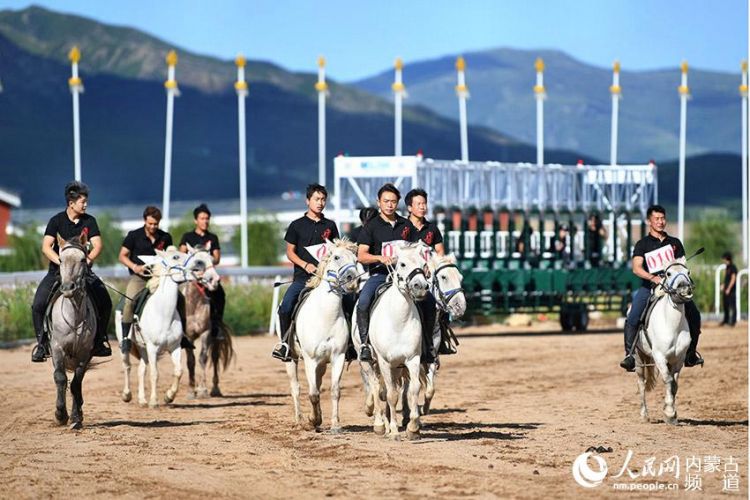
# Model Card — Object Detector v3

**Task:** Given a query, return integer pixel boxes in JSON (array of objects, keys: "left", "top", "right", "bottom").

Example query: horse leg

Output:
[
  {"left": 359, "top": 363, "right": 375, "bottom": 417},
  {"left": 653, "top": 354, "right": 677, "bottom": 425},
  {"left": 121, "top": 342, "right": 132, "bottom": 403},
  {"left": 210, "top": 336, "right": 222, "bottom": 397},
  {"left": 405, "top": 358, "right": 422, "bottom": 440},
  {"left": 137, "top": 354, "right": 148, "bottom": 407},
  {"left": 422, "top": 361, "right": 437, "bottom": 416},
  {"left": 197, "top": 334, "right": 210, "bottom": 398},
  {"left": 146, "top": 344, "right": 159, "bottom": 408},
  {"left": 164, "top": 345, "right": 183, "bottom": 404},
  {"left": 302, "top": 357, "right": 324, "bottom": 431},
  {"left": 185, "top": 345, "right": 197, "bottom": 400},
  {"left": 69, "top": 365, "right": 85, "bottom": 430},
  {"left": 635, "top": 363, "right": 649, "bottom": 422},
  {"left": 285, "top": 359, "right": 303, "bottom": 426},
  {"left": 329, "top": 353, "right": 346, "bottom": 434},
  {"left": 401, "top": 379, "right": 409, "bottom": 428},
  {"left": 381, "top": 366, "right": 401, "bottom": 439},
  {"left": 53, "top": 360, "right": 69, "bottom": 425}
]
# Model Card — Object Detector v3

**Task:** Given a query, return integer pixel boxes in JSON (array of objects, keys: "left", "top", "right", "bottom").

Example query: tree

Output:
[{"left": 231, "top": 215, "right": 283, "bottom": 266}]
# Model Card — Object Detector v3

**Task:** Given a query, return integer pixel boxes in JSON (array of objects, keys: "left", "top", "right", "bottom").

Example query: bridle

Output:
[
  {"left": 659, "top": 262, "right": 695, "bottom": 304},
  {"left": 183, "top": 249, "right": 216, "bottom": 286},
  {"left": 431, "top": 262, "right": 465, "bottom": 312},
  {"left": 388, "top": 261, "right": 427, "bottom": 301},
  {"left": 58, "top": 242, "right": 88, "bottom": 298}
]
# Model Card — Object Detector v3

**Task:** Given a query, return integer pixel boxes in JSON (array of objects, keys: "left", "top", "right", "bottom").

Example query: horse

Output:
[
  {"left": 115, "top": 247, "right": 194, "bottom": 407},
  {"left": 281, "top": 239, "right": 360, "bottom": 432},
  {"left": 353, "top": 242, "right": 431, "bottom": 440},
  {"left": 49, "top": 233, "right": 97, "bottom": 429},
  {"left": 181, "top": 243, "right": 234, "bottom": 399},
  {"left": 634, "top": 257, "right": 695, "bottom": 425},
  {"left": 419, "top": 253, "right": 467, "bottom": 416}
]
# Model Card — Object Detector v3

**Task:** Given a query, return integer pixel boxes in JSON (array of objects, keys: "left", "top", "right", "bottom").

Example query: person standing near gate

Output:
[
  {"left": 620, "top": 205, "right": 704, "bottom": 371},
  {"left": 720, "top": 252, "right": 738, "bottom": 327},
  {"left": 356, "top": 183, "right": 414, "bottom": 362},
  {"left": 272, "top": 184, "right": 339, "bottom": 362}
]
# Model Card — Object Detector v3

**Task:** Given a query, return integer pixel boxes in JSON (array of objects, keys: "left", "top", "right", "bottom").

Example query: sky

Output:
[{"left": 1, "top": 0, "right": 748, "bottom": 80}]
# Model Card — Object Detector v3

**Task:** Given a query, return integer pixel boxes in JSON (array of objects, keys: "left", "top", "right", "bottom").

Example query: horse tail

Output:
[
  {"left": 643, "top": 364, "right": 658, "bottom": 392},
  {"left": 209, "top": 321, "right": 235, "bottom": 371}
]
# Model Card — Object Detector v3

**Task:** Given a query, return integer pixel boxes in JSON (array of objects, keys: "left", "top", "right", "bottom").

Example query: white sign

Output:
[
  {"left": 304, "top": 244, "right": 328, "bottom": 263},
  {"left": 381, "top": 240, "right": 407, "bottom": 258},
  {"left": 644, "top": 245, "right": 676, "bottom": 273}
]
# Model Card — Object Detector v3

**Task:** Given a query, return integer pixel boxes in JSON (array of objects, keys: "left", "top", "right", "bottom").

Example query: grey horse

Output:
[{"left": 50, "top": 233, "right": 97, "bottom": 430}]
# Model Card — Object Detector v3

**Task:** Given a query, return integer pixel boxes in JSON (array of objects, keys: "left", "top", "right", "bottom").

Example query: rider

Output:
[
  {"left": 272, "top": 184, "right": 339, "bottom": 362},
  {"left": 405, "top": 188, "right": 451, "bottom": 359},
  {"left": 179, "top": 204, "right": 225, "bottom": 340},
  {"left": 356, "top": 183, "right": 414, "bottom": 362},
  {"left": 118, "top": 206, "right": 194, "bottom": 354},
  {"left": 619, "top": 204, "right": 704, "bottom": 372},
  {"left": 31, "top": 181, "right": 112, "bottom": 362}
]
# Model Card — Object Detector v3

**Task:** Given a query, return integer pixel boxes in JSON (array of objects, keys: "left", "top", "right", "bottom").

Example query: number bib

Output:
[
  {"left": 644, "top": 245, "right": 676, "bottom": 273},
  {"left": 304, "top": 244, "right": 328, "bottom": 263},
  {"left": 381, "top": 240, "right": 407, "bottom": 259}
]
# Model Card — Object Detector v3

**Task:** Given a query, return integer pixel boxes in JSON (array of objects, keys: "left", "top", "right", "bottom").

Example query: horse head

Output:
[
  {"left": 307, "top": 238, "right": 360, "bottom": 294},
  {"left": 184, "top": 243, "right": 221, "bottom": 291},
  {"left": 56, "top": 233, "right": 89, "bottom": 298},
  {"left": 663, "top": 257, "right": 694, "bottom": 303},
  {"left": 148, "top": 246, "right": 192, "bottom": 284},
  {"left": 393, "top": 242, "right": 430, "bottom": 301},
  {"left": 428, "top": 253, "right": 467, "bottom": 318}
]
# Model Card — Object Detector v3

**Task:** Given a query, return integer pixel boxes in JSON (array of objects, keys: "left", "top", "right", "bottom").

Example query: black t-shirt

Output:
[
  {"left": 632, "top": 232, "right": 685, "bottom": 288},
  {"left": 43, "top": 211, "right": 101, "bottom": 273},
  {"left": 357, "top": 214, "right": 414, "bottom": 275},
  {"left": 725, "top": 263, "right": 738, "bottom": 292},
  {"left": 179, "top": 230, "right": 221, "bottom": 252},
  {"left": 411, "top": 218, "right": 443, "bottom": 249},
  {"left": 122, "top": 227, "right": 173, "bottom": 275},
  {"left": 284, "top": 213, "right": 339, "bottom": 281}
]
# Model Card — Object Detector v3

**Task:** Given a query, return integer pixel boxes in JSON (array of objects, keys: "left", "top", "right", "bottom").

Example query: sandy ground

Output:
[{"left": 0, "top": 323, "right": 746, "bottom": 499}]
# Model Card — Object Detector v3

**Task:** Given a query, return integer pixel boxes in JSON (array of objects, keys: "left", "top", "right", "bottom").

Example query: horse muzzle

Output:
[
  {"left": 408, "top": 277, "right": 430, "bottom": 301},
  {"left": 60, "top": 281, "right": 77, "bottom": 297}
]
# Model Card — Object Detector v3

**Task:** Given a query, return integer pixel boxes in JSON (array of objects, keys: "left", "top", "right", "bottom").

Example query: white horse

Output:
[
  {"left": 634, "top": 257, "right": 694, "bottom": 425},
  {"left": 354, "top": 242, "right": 431, "bottom": 440},
  {"left": 282, "top": 239, "right": 360, "bottom": 432},
  {"left": 420, "top": 253, "right": 467, "bottom": 416},
  {"left": 115, "top": 247, "right": 194, "bottom": 407}
]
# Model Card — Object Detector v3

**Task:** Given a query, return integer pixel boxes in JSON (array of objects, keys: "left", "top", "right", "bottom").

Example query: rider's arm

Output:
[
  {"left": 632, "top": 255, "right": 661, "bottom": 285},
  {"left": 358, "top": 244, "right": 390, "bottom": 266},
  {"left": 286, "top": 242, "right": 315, "bottom": 274},
  {"left": 118, "top": 246, "right": 144, "bottom": 275},
  {"left": 41, "top": 235, "right": 60, "bottom": 266},
  {"left": 88, "top": 236, "right": 103, "bottom": 264}
]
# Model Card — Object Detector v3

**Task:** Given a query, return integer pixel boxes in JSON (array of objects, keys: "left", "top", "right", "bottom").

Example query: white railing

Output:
[{"left": 714, "top": 264, "right": 748, "bottom": 320}]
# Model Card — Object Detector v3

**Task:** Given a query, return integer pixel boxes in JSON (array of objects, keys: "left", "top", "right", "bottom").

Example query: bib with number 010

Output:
[
  {"left": 304, "top": 244, "right": 329, "bottom": 263},
  {"left": 643, "top": 245, "right": 676, "bottom": 273},
  {"left": 381, "top": 240, "right": 408, "bottom": 258}
]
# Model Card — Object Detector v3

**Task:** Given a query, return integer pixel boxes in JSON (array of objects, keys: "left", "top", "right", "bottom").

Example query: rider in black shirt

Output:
[
  {"left": 272, "top": 184, "right": 339, "bottom": 362},
  {"left": 179, "top": 204, "right": 225, "bottom": 340},
  {"left": 31, "top": 182, "right": 112, "bottom": 362},
  {"left": 619, "top": 205, "right": 704, "bottom": 371}
]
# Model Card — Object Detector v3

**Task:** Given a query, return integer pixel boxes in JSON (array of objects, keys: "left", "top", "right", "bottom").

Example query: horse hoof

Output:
[
  {"left": 122, "top": 392, "right": 132, "bottom": 403},
  {"left": 197, "top": 390, "right": 209, "bottom": 399},
  {"left": 302, "top": 421, "right": 317, "bottom": 432},
  {"left": 365, "top": 404, "right": 374, "bottom": 417},
  {"left": 406, "top": 430, "right": 421, "bottom": 441},
  {"left": 329, "top": 426, "right": 343, "bottom": 435},
  {"left": 665, "top": 417, "right": 678, "bottom": 426},
  {"left": 210, "top": 388, "right": 223, "bottom": 398},
  {"left": 55, "top": 411, "right": 69, "bottom": 425},
  {"left": 373, "top": 424, "right": 386, "bottom": 436},
  {"left": 69, "top": 421, "right": 82, "bottom": 430},
  {"left": 640, "top": 415, "right": 649, "bottom": 423},
  {"left": 164, "top": 394, "right": 175, "bottom": 404},
  {"left": 148, "top": 401, "right": 158, "bottom": 409},
  {"left": 186, "top": 392, "right": 197, "bottom": 401},
  {"left": 389, "top": 432, "right": 401, "bottom": 441}
]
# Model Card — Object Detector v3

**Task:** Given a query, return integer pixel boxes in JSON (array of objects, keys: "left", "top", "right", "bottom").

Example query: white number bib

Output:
[
  {"left": 381, "top": 240, "right": 407, "bottom": 258},
  {"left": 644, "top": 245, "right": 676, "bottom": 273},
  {"left": 304, "top": 244, "right": 328, "bottom": 263}
]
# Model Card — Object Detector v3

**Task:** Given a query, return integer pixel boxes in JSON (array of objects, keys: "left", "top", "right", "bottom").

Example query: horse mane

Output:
[{"left": 305, "top": 238, "right": 358, "bottom": 288}]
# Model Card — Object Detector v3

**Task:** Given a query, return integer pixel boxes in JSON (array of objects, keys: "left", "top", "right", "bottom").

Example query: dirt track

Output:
[{"left": 1, "top": 323, "right": 746, "bottom": 498}]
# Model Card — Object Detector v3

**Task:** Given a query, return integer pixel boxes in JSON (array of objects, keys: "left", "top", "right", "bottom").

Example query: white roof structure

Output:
[{"left": 0, "top": 187, "right": 21, "bottom": 208}]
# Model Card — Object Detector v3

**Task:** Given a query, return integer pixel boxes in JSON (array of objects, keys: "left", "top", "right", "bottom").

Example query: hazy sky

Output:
[{"left": 1, "top": 0, "right": 747, "bottom": 80}]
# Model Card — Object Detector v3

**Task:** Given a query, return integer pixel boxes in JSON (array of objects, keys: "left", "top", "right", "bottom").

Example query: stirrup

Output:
[
  {"left": 359, "top": 344, "right": 373, "bottom": 362},
  {"left": 31, "top": 343, "right": 49, "bottom": 362},
  {"left": 271, "top": 342, "right": 292, "bottom": 362},
  {"left": 684, "top": 351, "right": 704, "bottom": 368}
]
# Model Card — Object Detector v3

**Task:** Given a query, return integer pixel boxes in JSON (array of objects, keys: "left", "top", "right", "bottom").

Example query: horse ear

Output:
[
  {"left": 676, "top": 256, "right": 686, "bottom": 264},
  {"left": 56, "top": 233, "right": 65, "bottom": 249},
  {"left": 154, "top": 249, "right": 167, "bottom": 259},
  {"left": 79, "top": 231, "right": 88, "bottom": 247},
  {"left": 205, "top": 240, "right": 212, "bottom": 251},
  {"left": 186, "top": 242, "right": 195, "bottom": 253},
  {"left": 448, "top": 253, "right": 457, "bottom": 264}
]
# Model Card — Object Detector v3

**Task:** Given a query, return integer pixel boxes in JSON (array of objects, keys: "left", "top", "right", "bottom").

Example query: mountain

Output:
[
  {"left": 657, "top": 153, "right": 742, "bottom": 207},
  {"left": 353, "top": 48, "right": 743, "bottom": 163},
  {"left": 0, "top": 6, "right": 594, "bottom": 208}
]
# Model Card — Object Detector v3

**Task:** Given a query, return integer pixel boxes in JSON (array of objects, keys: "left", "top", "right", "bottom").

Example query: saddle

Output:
[
  {"left": 131, "top": 287, "right": 152, "bottom": 321},
  {"left": 638, "top": 292, "right": 664, "bottom": 332}
]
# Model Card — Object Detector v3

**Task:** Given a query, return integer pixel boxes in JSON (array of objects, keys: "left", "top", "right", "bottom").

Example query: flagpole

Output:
[
  {"left": 235, "top": 54, "right": 249, "bottom": 268},
  {"left": 740, "top": 60, "right": 748, "bottom": 263},
  {"left": 455, "top": 57, "right": 469, "bottom": 162},
  {"left": 534, "top": 58, "right": 546, "bottom": 166},
  {"left": 677, "top": 61, "right": 690, "bottom": 242},
  {"left": 162, "top": 50, "right": 180, "bottom": 231},
  {"left": 315, "top": 57, "right": 328, "bottom": 186},
  {"left": 393, "top": 58, "right": 406, "bottom": 157},
  {"left": 68, "top": 46, "right": 84, "bottom": 181},
  {"left": 610, "top": 61, "right": 622, "bottom": 166}
]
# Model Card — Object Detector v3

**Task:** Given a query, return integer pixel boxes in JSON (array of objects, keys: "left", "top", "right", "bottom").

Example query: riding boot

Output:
[
  {"left": 437, "top": 314, "right": 457, "bottom": 355},
  {"left": 684, "top": 330, "right": 704, "bottom": 368},
  {"left": 120, "top": 322, "right": 132, "bottom": 355},
  {"left": 357, "top": 312, "right": 373, "bottom": 362},
  {"left": 31, "top": 329, "right": 49, "bottom": 363},
  {"left": 272, "top": 312, "right": 293, "bottom": 362},
  {"left": 619, "top": 322, "right": 638, "bottom": 372},
  {"left": 91, "top": 323, "right": 112, "bottom": 358},
  {"left": 176, "top": 298, "right": 194, "bottom": 350},
  {"left": 421, "top": 328, "right": 435, "bottom": 364}
]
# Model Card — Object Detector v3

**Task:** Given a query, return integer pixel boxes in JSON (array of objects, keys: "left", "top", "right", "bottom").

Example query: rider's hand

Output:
[
  {"left": 304, "top": 263, "right": 316, "bottom": 274},
  {"left": 380, "top": 255, "right": 395, "bottom": 266},
  {"left": 651, "top": 275, "right": 663, "bottom": 285},
  {"left": 133, "top": 264, "right": 145, "bottom": 275}
]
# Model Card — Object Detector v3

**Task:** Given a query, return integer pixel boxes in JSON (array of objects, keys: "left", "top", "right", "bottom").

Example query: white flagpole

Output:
[
  {"left": 393, "top": 58, "right": 406, "bottom": 157},
  {"left": 316, "top": 57, "right": 328, "bottom": 186},
  {"left": 610, "top": 61, "right": 622, "bottom": 166},
  {"left": 677, "top": 61, "right": 690, "bottom": 242},
  {"left": 162, "top": 50, "right": 180, "bottom": 231},
  {"left": 455, "top": 56, "right": 469, "bottom": 162},
  {"left": 68, "top": 46, "right": 84, "bottom": 181},
  {"left": 534, "top": 58, "right": 546, "bottom": 166},
  {"left": 236, "top": 54, "right": 249, "bottom": 268},
  {"left": 740, "top": 60, "right": 748, "bottom": 263}
]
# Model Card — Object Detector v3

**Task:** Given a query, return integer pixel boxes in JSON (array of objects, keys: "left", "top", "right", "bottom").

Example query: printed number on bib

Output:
[
  {"left": 381, "top": 240, "right": 407, "bottom": 258},
  {"left": 644, "top": 245, "right": 675, "bottom": 273},
  {"left": 305, "top": 244, "right": 328, "bottom": 263}
]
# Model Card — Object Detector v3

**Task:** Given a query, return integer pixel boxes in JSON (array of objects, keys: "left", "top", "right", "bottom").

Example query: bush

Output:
[
  {"left": 0, "top": 285, "right": 35, "bottom": 342},
  {"left": 167, "top": 211, "right": 198, "bottom": 247},
  {"left": 685, "top": 211, "right": 740, "bottom": 265},
  {"left": 231, "top": 216, "right": 284, "bottom": 265},
  {"left": 0, "top": 224, "right": 46, "bottom": 272},
  {"left": 223, "top": 282, "right": 274, "bottom": 335},
  {"left": 96, "top": 213, "right": 124, "bottom": 266}
]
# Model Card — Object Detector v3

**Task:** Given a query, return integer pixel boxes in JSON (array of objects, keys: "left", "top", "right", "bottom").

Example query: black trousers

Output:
[
  {"left": 206, "top": 283, "right": 226, "bottom": 333},
  {"left": 723, "top": 292, "right": 737, "bottom": 326},
  {"left": 32, "top": 270, "right": 112, "bottom": 340}
]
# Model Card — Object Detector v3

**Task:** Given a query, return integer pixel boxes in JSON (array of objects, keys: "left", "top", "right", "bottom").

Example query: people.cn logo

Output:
[{"left": 572, "top": 452, "right": 608, "bottom": 488}]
